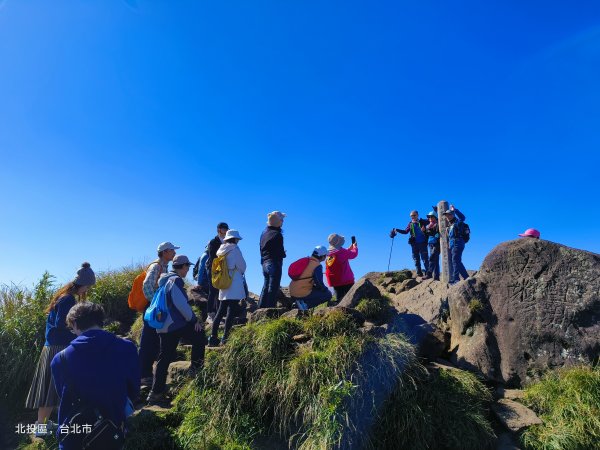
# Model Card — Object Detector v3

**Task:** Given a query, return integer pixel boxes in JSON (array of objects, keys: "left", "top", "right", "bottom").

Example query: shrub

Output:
[
  {"left": 468, "top": 299, "right": 484, "bottom": 313},
  {"left": 88, "top": 265, "right": 143, "bottom": 326},
  {"left": 521, "top": 366, "right": 600, "bottom": 450},
  {"left": 355, "top": 297, "right": 391, "bottom": 324},
  {"left": 129, "top": 314, "right": 144, "bottom": 345}
]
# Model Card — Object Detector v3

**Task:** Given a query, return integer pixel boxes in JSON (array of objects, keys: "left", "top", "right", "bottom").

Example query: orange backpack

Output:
[{"left": 128, "top": 261, "right": 162, "bottom": 312}]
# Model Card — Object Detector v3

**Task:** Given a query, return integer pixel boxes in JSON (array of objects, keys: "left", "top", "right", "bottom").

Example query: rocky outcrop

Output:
[
  {"left": 448, "top": 239, "right": 600, "bottom": 386},
  {"left": 337, "top": 278, "right": 382, "bottom": 308}
]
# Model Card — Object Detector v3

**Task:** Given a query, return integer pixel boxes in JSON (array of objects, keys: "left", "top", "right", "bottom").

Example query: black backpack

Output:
[
  {"left": 453, "top": 222, "right": 470, "bottom": 243},
  {"left": 58, "top": 352, "right": 125, "bottom": 450}
]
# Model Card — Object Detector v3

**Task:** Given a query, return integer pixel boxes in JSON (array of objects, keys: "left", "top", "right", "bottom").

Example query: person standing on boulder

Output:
[
  {"left": 326, "top": 234, "right": 358, "bottom": 302},
  {"left": 424, "top": 211, "right": 440, "bottom": 281},
  {"left": 139, "top": 242, "right": 177, "bottom": 388},
  {"left": 205, "top": 222, "right": 229, "bottom": 323},
  {"left": 390, "top": 210, "right": 429, "bottom": 278},
  {"left": 258, "top": 211, "right": 286, "bottom": 309},
  {"left": 289, "top": 246, "right": 332, "bottom": 310},
  {"left": 209, "top": 230, "right": 247, "bottom": 346},
  {"left": 443, "top": 205, "right": 469, "bottom": 284}
]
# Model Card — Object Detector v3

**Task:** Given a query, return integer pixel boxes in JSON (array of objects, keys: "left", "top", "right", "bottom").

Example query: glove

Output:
[{"left": 390, "top": 229, "right": 397, "bottom": 238}]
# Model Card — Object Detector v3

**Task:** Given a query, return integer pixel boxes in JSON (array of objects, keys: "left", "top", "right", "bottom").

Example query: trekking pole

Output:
[{"left": 387, "top": 236, "right": 395, "bottom": 272}]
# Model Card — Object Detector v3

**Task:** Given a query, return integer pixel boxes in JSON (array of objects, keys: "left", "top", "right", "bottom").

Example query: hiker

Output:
[
  {"left": 519, "top": 228, "right": 540, "bottom": 239},
  {"left": 208, "top": 230, "right": 247, "bottom": 346},
  {"left": 194, "top": 250, "right": 210, "bottom": 295},
  {"left": 443, "top": 205, "right": 469, "bottom": 284},
  {"left": 289, "top": 246, "right": 332, "bottom": 310},
  {"left": 424, "top": 211, "right": 441, "bottom": 281},
  {"left": 390, "top": 210, "right": 429, "bottom": 277},
  {"left": 325, "top": 234, "right": 358, "bottom": 301},
  {"left": 205, "top": 222, "right": 229, "bottom": 322},
  {"left": 258, "top": 211, "right": 286, "bottom": 309},
  {"left": 51, "top": 302, "right": 139, "bottom": 450},
  {"left": 25, "top": 262, "right": 96, "bottom": 436},
  {"left": 139, "top": 242, "right": 178, "bottom": 388},
  {"left": 147, "top": 255, "right": 206, "bottom": 403}
]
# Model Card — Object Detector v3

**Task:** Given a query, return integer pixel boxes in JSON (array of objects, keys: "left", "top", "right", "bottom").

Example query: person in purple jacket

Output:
[
  {"left": 25, "top": 262, "right": 96, "bottom": 436},
  {"left": 51, "top": 302, "right": 139, "bottom": 450}
]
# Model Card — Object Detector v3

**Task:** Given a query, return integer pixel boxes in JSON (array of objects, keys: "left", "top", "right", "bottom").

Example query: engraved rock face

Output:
[{"left": 448, "top": 238, "right": 600, "bottom": 386}]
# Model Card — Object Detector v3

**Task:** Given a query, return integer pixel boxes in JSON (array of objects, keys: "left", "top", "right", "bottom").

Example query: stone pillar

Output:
[{"left": 438, "top": 200, "right": 450, "bottom": 283}]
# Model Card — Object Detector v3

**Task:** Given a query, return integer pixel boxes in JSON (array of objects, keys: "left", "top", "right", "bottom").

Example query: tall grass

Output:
[
  {"left": 89, "top": 264, "right": 143, "bottom": 325},
  {"left": 172, "top": 310, "right": 422, "bottom": 449},
  {"left": 0, "top": 273, "right": 55, "bottom": 412},
  {"left": 521, "top": 366, "right": 600, "bottom": 450}
]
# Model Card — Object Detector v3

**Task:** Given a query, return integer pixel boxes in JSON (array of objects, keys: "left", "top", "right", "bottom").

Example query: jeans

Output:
[
  {"left": 258, "top": 259, "right": 282, "bottom": 308},
  {"left": 211, "top": 300, "right": 242, "bottom": 341},
  {"left": 293, "top": 289, "right": 332, "bottom": 309},
  {"left": 139, "top": 318, "right": 160, "bottom": 379},
  {"left": 152, "top": 321, "right": 206, "bottom": 394},
  {"left": 333, "top": 283, "right": 353, "bottom": 302},
  {"left": 411, "top": 241, "right": 429, "bottom": 274},
  {"left": 207, "top": 268, "right": 218, "bottom": 314},
  {"left": 450, "top": 240, "right": 469, "bottom": 283},
  {"left": 427, "top": 243, "right": 440, "bottom": 280}
]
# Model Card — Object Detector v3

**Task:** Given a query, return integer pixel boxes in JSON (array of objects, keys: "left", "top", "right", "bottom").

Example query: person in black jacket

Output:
[
  {"left": 205, "top": 222, "right": 229, "bottom": 322},
  {"left": 258, "top": 211, "right": 286, "bottom": 308},
  {"left": 390, "top": 210, "right": 429, "bottom": 277}
]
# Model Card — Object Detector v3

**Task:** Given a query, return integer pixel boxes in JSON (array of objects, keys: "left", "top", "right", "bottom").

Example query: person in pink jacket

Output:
[{"left": 325, "top": 233, "right": 359, "bottom": 302}]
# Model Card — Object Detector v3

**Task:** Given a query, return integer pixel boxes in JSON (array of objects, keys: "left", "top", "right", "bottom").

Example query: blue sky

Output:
[{"left": 1, "top": 1, "right": 599, "bottom": 293}]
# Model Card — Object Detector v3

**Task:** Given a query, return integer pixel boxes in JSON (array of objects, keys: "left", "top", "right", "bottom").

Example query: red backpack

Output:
[{"left": 288, "top": 257, "right": 311, "bottom": 281}]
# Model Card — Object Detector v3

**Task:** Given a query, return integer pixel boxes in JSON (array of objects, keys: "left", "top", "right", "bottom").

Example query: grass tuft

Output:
[
  {"left": 355, "top": 297, "right": 391, "bottom": 324},
  {"left": 521, "top": 366, "right": 600, "bottom": 450}
]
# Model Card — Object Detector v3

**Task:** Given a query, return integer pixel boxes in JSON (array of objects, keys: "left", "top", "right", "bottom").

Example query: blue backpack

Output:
[{"left": 143, "top": 278, "right": 172, "bottom": 329}]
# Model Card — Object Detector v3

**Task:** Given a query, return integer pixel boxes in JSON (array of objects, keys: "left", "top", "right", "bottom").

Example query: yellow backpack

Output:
[{"left": 211, "top": 255, "right": 233, "bottom": 289}]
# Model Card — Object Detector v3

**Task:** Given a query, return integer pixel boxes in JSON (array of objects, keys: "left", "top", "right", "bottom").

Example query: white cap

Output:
[
  {"left": 313, "top": 245, "right": 328, "bottom": 257},
  {"left": 157, "top": 242, "right": 180, "bottom": 252}
]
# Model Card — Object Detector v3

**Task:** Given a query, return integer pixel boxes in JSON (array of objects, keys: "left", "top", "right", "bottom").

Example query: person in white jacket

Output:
[{"left": 208, "top": 230, "right": 247, "bottom": 346}]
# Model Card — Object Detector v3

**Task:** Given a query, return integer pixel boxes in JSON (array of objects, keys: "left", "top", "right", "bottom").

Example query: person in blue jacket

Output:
[
  {"left": 424, "top": 211, "right": 441, "bottom": 281},
  {"left": 443, "top": 205, "right": 469, "bottom": 284},
  {"left": 51, "top": 302, "right": 139, "bottom": 450},
  {"left": 390, "top": 210, "right": 430, "bottom": 277},
  {"left": 25, "top": 262, "right": 96, "bottom": 436}
]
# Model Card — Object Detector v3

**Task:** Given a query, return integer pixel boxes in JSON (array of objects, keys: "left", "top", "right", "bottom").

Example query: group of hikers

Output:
[{"left": 24, "top": 204, "right": 541, "bottom": 449}]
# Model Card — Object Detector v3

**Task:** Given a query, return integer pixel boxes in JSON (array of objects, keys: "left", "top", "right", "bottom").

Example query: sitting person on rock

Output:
[
  {"left": 424, "top": 211, "right": 440, "bottom": 281},
  {"left": 326, "top": 234, "right": 358, "bottom": 302},
  {"left": 518, "top": 228, "right": 540, "bottom": 239},
  {"left": 148, "top": 255, "right": 206, "bottom": 404},
  {"left": 208, "top": 230, "right": 247, "bottom": 347},
  {"left": 290, "top": 246, "right": 333, "bottom": 310},
  {"left": 390, "top": 210, "right": 429, "bottom": 278}
]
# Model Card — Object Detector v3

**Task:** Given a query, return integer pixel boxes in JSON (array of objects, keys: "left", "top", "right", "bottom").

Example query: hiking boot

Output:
[
  {"left": 147, "top": 390, "right": 169, "bottom": 404},
  {"left": 207, "top": 335, "right": 220, "bottom": 347},
  {"left": 416, "top": 271, "right": 424, "bottom": 277},
  {"left": 422, "top": 274, "right": 432, "bottom": 280},
  {"left": 140, "top": 376, "right": 153, "bottom": 387}
]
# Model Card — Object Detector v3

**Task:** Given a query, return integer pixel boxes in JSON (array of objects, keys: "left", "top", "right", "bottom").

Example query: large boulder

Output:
[
  {"left": 449, "top": 239, "right": 600, "bottom": 386},
  {"left": 337, "top": 278, "right": 382, "bottom": 308}
]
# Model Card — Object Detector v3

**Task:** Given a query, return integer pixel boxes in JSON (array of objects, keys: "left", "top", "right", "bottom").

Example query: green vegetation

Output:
[
  {"left": 89, "top": 265, "right": 142, "bottom": 325},
  {"left": 171, "top": 310, "right": 420, "bottom": 449},
  {"left": 373, "top": 368, "right": 496, "bottom": 450},
  {"left": 0, "top": 273, "right": 55, "bottom": 415},
  {"left": 355, "top": 297, "right": 391, "bottom": 324},
  {"left": 521, "top": 366, "right": 600, "bottom": 450},
  {"left": 379, "top": 269, "right": 413, "bottom": 285},
  {"left": 468, "top": 298, "right": 484, "bottom": 314}
]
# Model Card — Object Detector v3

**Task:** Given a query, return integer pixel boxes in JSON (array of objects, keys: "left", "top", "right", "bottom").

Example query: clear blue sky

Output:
[{"left": 1, "top": 1, "right": 599, "bottom": 293}]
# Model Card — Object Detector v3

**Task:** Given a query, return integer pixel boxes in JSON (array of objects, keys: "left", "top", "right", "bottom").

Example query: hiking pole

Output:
[{"left": 387, "top": 236, "right": 395, "bottom": 272}]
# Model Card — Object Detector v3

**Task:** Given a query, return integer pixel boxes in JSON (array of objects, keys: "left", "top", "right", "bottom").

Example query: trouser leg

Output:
[{"left": 152, "top": 330, "right": 181, "bottom": 394}]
